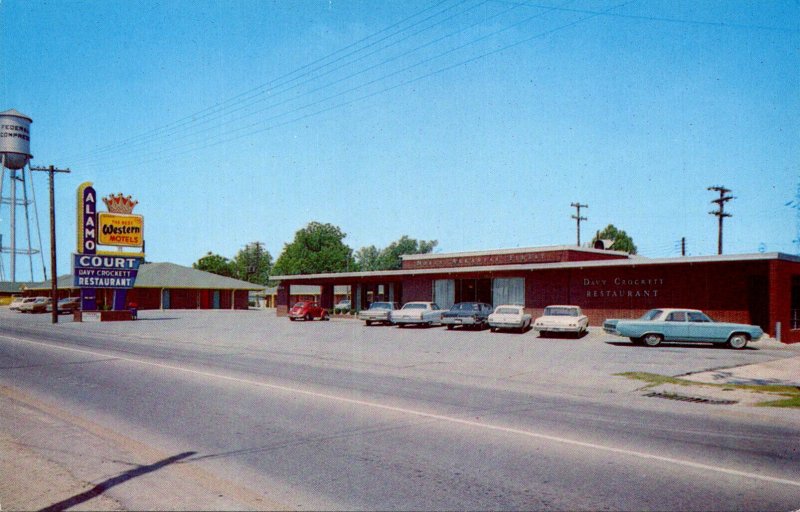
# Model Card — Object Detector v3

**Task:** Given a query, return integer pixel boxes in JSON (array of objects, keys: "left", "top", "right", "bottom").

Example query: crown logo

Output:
[{"left": 102, "top": 193, "right": 139, "bottom": 214}]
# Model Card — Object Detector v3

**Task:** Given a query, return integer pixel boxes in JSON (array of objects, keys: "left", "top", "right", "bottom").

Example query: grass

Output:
[{"left": 616, "top": 372, "right": 800, "bottom": 408}]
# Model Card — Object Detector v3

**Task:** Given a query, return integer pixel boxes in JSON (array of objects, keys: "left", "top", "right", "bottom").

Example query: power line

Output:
[
  {"left": 76, "top": 1, "right": 628, "bottom": 173},
  {"left": 65, "top": 0, "right": 473, "bottom": 164}
]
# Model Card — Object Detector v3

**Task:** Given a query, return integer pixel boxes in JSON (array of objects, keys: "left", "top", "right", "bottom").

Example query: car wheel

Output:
[
  {"left": 398, "top": 323, "right": 405, "bottom": 328},
  {"left": 366, "top": 320, "right": 372, "bottom": 326},
  {"left": 321, "top": 313, "right": 329, "bottom": 321},
  {"left": 304, "top": 313, "right": 312, "bottom": 321},
  {"left": 447, "top": 325, "right": 454, "bottom": 330},
  {"left": 643, "top": 333, "right": 663, "bottom": 347},
  {"left": 289, "top": 317, "right": 296, "bottom": 321},
  {"left": 727, "top": 333, "right": 749, "bottom": 350}
]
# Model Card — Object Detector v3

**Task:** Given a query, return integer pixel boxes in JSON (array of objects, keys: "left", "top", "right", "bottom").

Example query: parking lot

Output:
[{"left": 3, "top": 307, "right": 797, "bottom": 401}]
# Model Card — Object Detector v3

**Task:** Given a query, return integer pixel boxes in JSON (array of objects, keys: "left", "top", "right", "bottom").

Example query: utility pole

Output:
[
  {"left": 708, "top": 186, "right": 734, "bottom": 255},
  {"left": 31, "top": 165, "right": 71, "bottom": 324},
  {"left": 570, "top": 202, "right": 588, "bottom": 246},
  {"left": 681, "top": 237, "right": 686, "bottom": 257}
]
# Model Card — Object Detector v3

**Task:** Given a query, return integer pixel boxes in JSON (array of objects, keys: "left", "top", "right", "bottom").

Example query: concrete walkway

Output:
[{"left": 683, "top": 355, "right": 800, "bottom": 387}]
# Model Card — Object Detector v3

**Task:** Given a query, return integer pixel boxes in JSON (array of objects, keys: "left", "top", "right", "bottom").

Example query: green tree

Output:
[
  {"left": 376, "top": 235, "right": 437, "bottom": 270},
  {"left": 272, "top": 222, "right": 355, "bottom": 275},
  {"left": 232, "top": 241, "right": 272, "bottom": 284},
  {"left": 354, "top": 245, "right": 381, "bottom": 271},
  {"left": 193, "top": 252, "right": 234, "bottom": 277},
  {"left": 592, "top": 224, "right": 638, "bottom": 254}
]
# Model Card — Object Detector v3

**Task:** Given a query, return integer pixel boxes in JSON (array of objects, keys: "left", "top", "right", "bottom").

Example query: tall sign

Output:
[{"left": 74, "top": 183, "right": 145, "bottom": 314}]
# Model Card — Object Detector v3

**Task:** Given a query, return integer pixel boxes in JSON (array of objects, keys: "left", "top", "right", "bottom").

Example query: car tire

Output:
[
  {"left": 727, "top": 333, "right": 749, "bottom": 350},
  {"left": 304, "top": 313, "right": 312, "bottom": 321},
  {"left": 289, "top": 317, "right": 296, "bottom": 321},
  {"left": 447, "top": 325, "right": 454, "bottom": 330},
  {"left": 366, "top": 320, "right": 372, "bottom": 326},
  {"left": 643, "top": 333, "right": 663, "bottom": 347}
]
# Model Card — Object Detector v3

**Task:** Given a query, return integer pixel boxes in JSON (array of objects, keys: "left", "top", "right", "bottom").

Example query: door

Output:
[
  {"left": 662, "top": 310, "right": 689, "bottom": 340},
  {"left": 162, "top": 289, "right": 170, "bottom": 309},
  {"left": 213, "top": 290, "right": 221, "bottom": 309}
]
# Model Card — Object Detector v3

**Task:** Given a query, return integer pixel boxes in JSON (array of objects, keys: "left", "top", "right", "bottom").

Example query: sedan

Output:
[
  {"left": 288, "top": 301, "right": 329, "bottom": 321},
  {"left": 441, "top": 302, "right": 494, "bottom": 330},
  {"left": 603, "top": 308, "right": 763, "bottom": 349},
  {"left": 533, "top": 305, "right": 589, "bottom": 337},
  {"left": 391, "top": 302, "right": 446, "bottom": 327},
  {"left": 18, "top": 297, "right": 51, "bottom": 314},
  {"left": 358, "top": 302, "right": 399, "bottom": 326},
  {"left": 488, "top": 305, "right": 531, "bottom": 333}
]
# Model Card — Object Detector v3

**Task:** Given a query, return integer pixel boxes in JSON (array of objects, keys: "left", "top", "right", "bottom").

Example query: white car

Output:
[
  {"left": 533, "top": 305, "right": 589, "bottom": 337},
  {"left": 358, "top": 302, "right": 399, "bottom": 326},
  {"left": 8, "top": 296, "right": 29, "bottom": 311},
  {"left": 391, "top": 302, "right": 446, "bottom": 327},
  {"left": 334, "top": 299, "right": 352, "bottom": 312},
  {"left": 488, "top": 305, "right": 532, "bottom": 333}
]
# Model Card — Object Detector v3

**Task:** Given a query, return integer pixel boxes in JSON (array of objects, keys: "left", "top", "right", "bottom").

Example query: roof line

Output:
[{"left": 272, "top": 252, "right": 798, "bottom": 281}]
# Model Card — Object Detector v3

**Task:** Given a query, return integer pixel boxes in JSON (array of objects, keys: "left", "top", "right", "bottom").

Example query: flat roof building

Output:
[{"left": 272, "top": 245, "right": 800, "bottom": 343}]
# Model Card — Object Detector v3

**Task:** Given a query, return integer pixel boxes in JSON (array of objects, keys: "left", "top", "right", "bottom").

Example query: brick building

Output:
[{"left": 273, "top": 245, "right": 800, "bottom": 343}]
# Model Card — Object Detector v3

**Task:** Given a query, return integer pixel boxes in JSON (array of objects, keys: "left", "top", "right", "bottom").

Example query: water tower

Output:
[{"left": 0, "top": 109, "right": 44, "bottom": 284}]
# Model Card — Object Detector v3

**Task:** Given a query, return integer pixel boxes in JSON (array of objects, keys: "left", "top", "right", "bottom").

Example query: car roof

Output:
[{"left": 544, "top": 305, "right": 580, "bottom": 309}]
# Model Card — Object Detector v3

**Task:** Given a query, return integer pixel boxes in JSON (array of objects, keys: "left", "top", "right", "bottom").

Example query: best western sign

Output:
[
  {"left": 98, "top": 213, "right": 143, "bottom": 247},
  {"left": 73, "top": 254, "right": 143, "bottom": 288}
]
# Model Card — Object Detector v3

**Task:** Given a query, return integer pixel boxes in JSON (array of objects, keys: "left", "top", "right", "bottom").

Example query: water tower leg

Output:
[
  {"left": 9, "top": 168, "right": 16, "bottom": 284},
  {"left": 21, "top": 166, "right": 36, "bottom": 281},
  {"left": 0, "top": 158, "right": 4, "bottom": 282}
]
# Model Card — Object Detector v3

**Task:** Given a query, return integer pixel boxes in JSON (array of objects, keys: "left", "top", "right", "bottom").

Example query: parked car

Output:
[
  {"left": 441, "top": 302, "right": 494, "bottom": 330},
  {"left": 358, "top": 301, "right": 398, "bottom": 326},
  {"left": 391, "top": 302, "right": 446, "bottom": 327},
  {"left": 18, "top": 297, "right": 51, "bottom": 314},
  {"left": 334, "top": 299, "right": 352, "bottom": 313},
  {"left": 603, "top": 308, "right": 764, "bottom": 349},
  {"left": 533, "top": 305, "right": 589, "bottom": 337},
  {"left": 8, "top": 296, "right": 29, "bottom": 311},
  {"left": 47, "top": 296, "right": 81, "bottom": 314},
  {"left": 288, "top": 301, "right": 329, "bottom": 321},
  {"left": 488, "top": 305, "right": 532, "bottom": 333}
]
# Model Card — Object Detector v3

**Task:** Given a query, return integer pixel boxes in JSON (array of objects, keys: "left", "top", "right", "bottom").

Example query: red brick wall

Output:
[{"left": 402, "top": 278, "right": 433, "bottom": 302}]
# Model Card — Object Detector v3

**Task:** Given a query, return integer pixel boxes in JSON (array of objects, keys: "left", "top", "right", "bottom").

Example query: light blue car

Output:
[{"left": 603, "top": 308, "right": 764, "bottom": 349}]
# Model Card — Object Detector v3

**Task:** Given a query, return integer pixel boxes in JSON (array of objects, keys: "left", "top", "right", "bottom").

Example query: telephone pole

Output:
[
  {"left": 30, "top": 165, "right": 71, "bottom": 324},
  {"left": 570, "top": 202, "right": 588, "bottom": 246},
  {"left": 708, "top": 186, "right": 734, "bottom": 255}
]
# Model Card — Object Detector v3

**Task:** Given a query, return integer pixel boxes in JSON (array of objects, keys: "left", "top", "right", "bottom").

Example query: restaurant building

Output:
[
  {"left": 273, "top": 245, "right": 800, "bottom": 343},
  {"left": 23, "top": 261, "right": 263, "bottom": 310}
]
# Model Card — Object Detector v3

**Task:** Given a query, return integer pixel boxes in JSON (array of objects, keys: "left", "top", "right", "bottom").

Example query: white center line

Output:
[{"left": 4, "top": 333, "right": 800, "bottom": 489}]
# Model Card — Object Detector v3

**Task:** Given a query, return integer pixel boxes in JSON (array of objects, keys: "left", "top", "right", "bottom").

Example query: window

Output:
[
  {"left": 434, "top": 280, "right": 455, "bottom": 310},
  {"left": 666, "top": 311, "right": 687, "bottom": 322},
  {"left": 688, "top": 311, "right": 711, "bottom": 323},
  {"left": 493, "top": 278, "right": 524, "bottom": 307}
]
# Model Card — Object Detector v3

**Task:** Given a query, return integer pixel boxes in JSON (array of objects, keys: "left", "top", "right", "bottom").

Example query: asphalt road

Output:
[{"left": 1, "top": 309, "right": 799, "bottom": 510}]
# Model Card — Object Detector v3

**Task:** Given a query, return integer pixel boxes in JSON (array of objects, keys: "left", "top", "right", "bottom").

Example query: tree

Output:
[
  {"left": 592, "top": 224, "right": 638, "bottom": 254},
  {"left": 193, "top": 252, "right": 234, "bottom": 277},
  {"left": 354, "top": 245, "right": 382, "bottom": 272},
  {"left": 232, "top": 242, "right": 272, "bottom": 285},
  {"left": 378, "top": 236, "right": 438, "bottom": 270},
  {"left": 272, "top": 222, "right": 355, "bottom": 275}
]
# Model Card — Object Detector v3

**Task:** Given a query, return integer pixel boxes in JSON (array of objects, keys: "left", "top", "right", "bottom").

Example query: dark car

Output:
[
  {"left": 288, "top": 301, "right": 329, "bottom": 321},
  {"left": 48, "top": 297, "right": 81, "bottom": 314},
  {"left": 441, "top": 302, "right": 494, "bottom": 330}
]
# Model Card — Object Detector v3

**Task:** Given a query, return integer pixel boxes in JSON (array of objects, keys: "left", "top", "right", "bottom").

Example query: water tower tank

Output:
[{"left": 0, "top": 109, "right": 32, "bottom": 170}]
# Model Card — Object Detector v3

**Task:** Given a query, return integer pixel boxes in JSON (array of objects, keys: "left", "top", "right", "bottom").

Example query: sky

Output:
[{"left": 0, "top": 0, "right": 798, "bottom": 282}]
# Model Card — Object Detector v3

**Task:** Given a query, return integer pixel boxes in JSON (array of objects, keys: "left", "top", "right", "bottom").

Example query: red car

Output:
[{"left": 288, "top": 301, "right": 329, "bottom": 321}]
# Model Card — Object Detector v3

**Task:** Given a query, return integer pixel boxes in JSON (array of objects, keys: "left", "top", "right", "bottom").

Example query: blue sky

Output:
[{"left": 1, "top": 0, "right": 798, "bottom": 281}]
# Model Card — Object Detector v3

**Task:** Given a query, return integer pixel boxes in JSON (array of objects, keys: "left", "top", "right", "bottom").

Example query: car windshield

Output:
[
  {"left": 640, "top": 309, "right": 663, "bottom": 321},
  {"left": 496, "top": 307, "right": 519, "bottom": 315},
  {"left": 544, "top": 307, "right": 578, "bottom": 317},
  {"left": 402, "top": 303, "right": 427, "bottom": 310},
  {"left": 292, "top": 302, "right": 308, "bottom": 308},
  {"left": 370, "top": 302, "right": 393, "bottom": 310}
]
